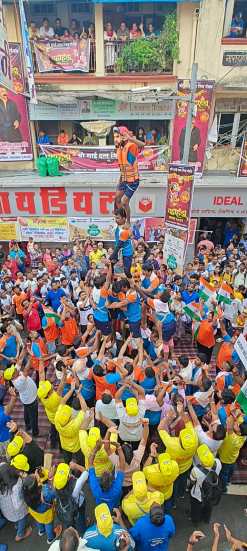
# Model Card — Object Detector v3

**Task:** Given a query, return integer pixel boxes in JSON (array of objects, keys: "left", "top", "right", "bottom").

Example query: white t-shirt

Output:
[
  {"left": 95, "top": 398, "right": 118, "bottom": 420},
  {"left": 13, "top": 374, "right": 37, "bottom": 405},
  {"left": 116, "top": 400, "right": 146, "bottom": 441},
  {"left": 190, "top": 458, "right": 221, "bottom": 502},
  {"left": 195, "top": 425, "right": 223, "bottom": 455}
]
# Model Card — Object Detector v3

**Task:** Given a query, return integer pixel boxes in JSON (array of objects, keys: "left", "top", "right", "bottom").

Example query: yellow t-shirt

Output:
[
  {"left": 122, "top": 490, "right": 164, "bottom": 526},
  {"left": 40, "top": 391, "right": 61, "bottom": 424},
  {"left": 159, "top": 422, "right": 198, "bottom": 474},
  {"left": 55, "top": 408, "right": 84, "bottom": 453},
  {"left": 79, "top": 430, "right": 113, "bottom": 476},
  {"left": 89, "top": 250, "right": 104, "bottom": 265},
  {"left": 143, "top": 464, "right": 174, "bottom": 501},
  {"left": 218, "top": 433, "right": 246, "bottom": 464}
]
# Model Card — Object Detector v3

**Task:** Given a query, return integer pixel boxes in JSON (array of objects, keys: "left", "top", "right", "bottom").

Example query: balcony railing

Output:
[{"left": 104, "top": 37, "right": 172, "bottom": 74}]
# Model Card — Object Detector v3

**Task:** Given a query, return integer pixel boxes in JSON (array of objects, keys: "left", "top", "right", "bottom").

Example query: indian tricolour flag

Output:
[
  {"left": 199, "top": 277, "right": 215, "bottom": 303},
  {"left": 217, "top": 282, "right": 233, "bottom": 305},
  {"left": 42, "top": 306, "right": 60, "bottom": 324},
  {"left": 183, "top": 302, "right": 202, "bottom": 322}
]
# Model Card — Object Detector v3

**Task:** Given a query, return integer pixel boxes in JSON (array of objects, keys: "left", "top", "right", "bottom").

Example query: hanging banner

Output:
[
  {"left": 39, "top": 144, "right": 167, "bottom": 172},
  {"left": 238, "top": 132, "right": 247, "bottom": 177},
  {"left": 18, "top": 217, "right": 69, "bottom": 242},
  {"left": 187, "top": 218, "right": 197, "bottom": 245},
  {"left": 163, "top": 225, "right": 187, "bottom": 276},
  {"left": 18, "top": 0, "right": 37, "bottom": 103},
  {"left": 0, "top": 218, "right": 19, "bottom": 240},
  {"left": 69, "top": 217, "right": 115, "bottom": 241},
  {"left": 0, "top": 43, "right": 33, "bottom": 161},
  {"left": 34, "top": 38, "right": 90, "bottom": 73},
  {"left": 165, "top": 165, "right": 195, "bottom": 229},
  {"left": 0, "top": 0, "right": 12, "bottom": 91},
  {"left": 172, "top": 80, "right": 214, "bottom": 175}
]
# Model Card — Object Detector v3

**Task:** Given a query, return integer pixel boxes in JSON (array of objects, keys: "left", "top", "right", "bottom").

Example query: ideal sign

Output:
[{"left": 213, "top": 196, "right": 244, "bottom": 206}]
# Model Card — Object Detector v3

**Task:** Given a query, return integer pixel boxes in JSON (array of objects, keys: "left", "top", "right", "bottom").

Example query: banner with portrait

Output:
[
  {"left": 34, "top": 38, "right": 90, "bottom": 73},
  {"left": 165, "top": 165, "right": 195, "bottom": 229}
]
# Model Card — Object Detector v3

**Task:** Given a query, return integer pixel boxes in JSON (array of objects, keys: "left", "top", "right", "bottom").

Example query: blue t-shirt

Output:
[
  {"left": 46, "top": 288, "right": 66, "bottom": 312},
  {"left": 130, "top": 513, "right": 175, "bottom": 551},
  {"left": 84, "top": 523, "right": 134, "bottom": 551},
  {"left": 0, "top": 406, "right": 11, "bottom": 443},
  {"left": 89, "top": 468, "right": 124, "bottom": 510},
  {"left": 3, "top": 336, "right": 17, "bottom": 358},
  {"left": 181, "top": 290, "right": 199, "bottom": 304},
  {"left": 140, "top": 377, "right": 156, "bottom": 395}
]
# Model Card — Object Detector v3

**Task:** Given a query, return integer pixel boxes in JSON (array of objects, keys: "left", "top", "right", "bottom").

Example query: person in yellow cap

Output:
[
  {"left": 53, "top": 461, "right": 88, "bottom": 534},
  {"left": 158, "top": 406, "right": 198, "bottom": 505},
  {"left": 79, "top": 414, "right": 115, "bottom": 476},
  {"left": 143, "top": 444, "right": 179, "bottom": 507},
  {"left": 22, "top": 474, "right": 62, "bottom": 545},
  {"left": 189, "top": 444, "right": 222, "bottom": 525},
  {"left": 37, "top": 365, "right": 66, "bottom": 448},
  {"left": 122, "top": 471, "right": 164, "bottom": 526},
  {"left": 6, "top": 425, "right": 44, "bottom": 473},
  {"left": 83, "top": 503, "right": 134, "bottom": 551},
  {"left": 10, "top": 453, "right": 30, "bottom": 473},
  {"left": 115, "top": 382, "right": 146, "bottom": 444},
  {"left": 54, "top": 386, "right": 87, "bottom": 463}
]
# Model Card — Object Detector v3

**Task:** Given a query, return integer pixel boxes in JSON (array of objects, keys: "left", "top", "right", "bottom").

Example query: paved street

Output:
[{"left": 1, "top": 494, "right": 246, "bottom": 551}]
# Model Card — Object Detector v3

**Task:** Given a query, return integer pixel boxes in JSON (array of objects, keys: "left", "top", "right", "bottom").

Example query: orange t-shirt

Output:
[
  {"left": 60, "top": 318, "right": 78, "bottom": 346},
  {"left": 43, "top": 317, "right": 59, "bottom": 343},
  {"left": 31, "top": 337, "right": 48, "bottom": 371},
  {"left": 216, "top": 342, "right": 232, "bottom": 370},
  {"left": 13, "top": 292, "right": 27, "bottom": 315},
  {"left": 197, "top": 320, "right": 215, "bottom": 349}
]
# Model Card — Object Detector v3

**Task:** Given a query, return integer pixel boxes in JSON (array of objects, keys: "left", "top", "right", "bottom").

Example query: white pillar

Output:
[
  {"left": 95, "top": 3, "right": 105, "bottom": 77},
  {"left": 231, "top": 112, "right": 240, "bottom": 148}
]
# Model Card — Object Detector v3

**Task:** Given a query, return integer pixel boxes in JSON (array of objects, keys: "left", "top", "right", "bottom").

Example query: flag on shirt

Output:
[
  {"left": 217, "top": 282, "right": 233, "bottom": 305},
  {"left": 183, "top": 302, "right": 202, "bottom": 322},
  {"left": 199, "top": 277, "right": 215, "bottom": 303}
]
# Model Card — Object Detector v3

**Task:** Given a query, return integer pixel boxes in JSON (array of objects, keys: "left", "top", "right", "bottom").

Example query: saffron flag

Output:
[
  {"left": 217, "top": 282, "right": 233, "bottom": 305},
  {"left": 199, "top": 277, "right": 215, "bottom": 303}
]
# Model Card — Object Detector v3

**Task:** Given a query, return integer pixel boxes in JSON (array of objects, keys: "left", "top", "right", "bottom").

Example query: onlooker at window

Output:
[
  {"left": 117, "top": 22, "right": 130, "bottom": 42},
  {"left": 146, "top": 23, "right": 159, "bottom": 38},
  {"left": 61, "top": 29, "right": 72, "bottom": 40},
  {"left": 104, "top": 23, "right": 117, "bottom": 71},
  {"left": 136, "top": 127, "right": 146, "bottom": 143},
  {"left": 146, "top": 128, "right": 160, "bottom": 145},
  {"left": 39, "top": 18, "right": 54, "bottom": 39},
  {"left": 57, "top": 129, "right": 69, "bottom": 145},
  {"left": 129, "top": 22, "right": 144, "bottom": 40},
  {"left": 69, "top": 133, "right": 82, "bottom": 145},
  {"left": 229, "top": 12, "right": 245, "bottom": 38},
  {"left": 37, "top": 130, "right": 50, "bottom": 145},
  {"left": 70, "top": 19, "right": 80, "bottom": 35},
  {"left": 54, "top": 18, "right": 66, "bottom": 37},
  {"left": 88, "top": 23, "right": 95, "bottom": 39},
  {"left": 29, "top": 21, "right": 39, "bottom": 40}
]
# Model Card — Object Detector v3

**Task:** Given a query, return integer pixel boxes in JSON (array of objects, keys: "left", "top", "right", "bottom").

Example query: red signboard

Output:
[
  {"left": 165, "top": 165, "right": 195, "bottom": 229},
  {"left": 238, "top": 132, "right": 247, "bottom": 177}
]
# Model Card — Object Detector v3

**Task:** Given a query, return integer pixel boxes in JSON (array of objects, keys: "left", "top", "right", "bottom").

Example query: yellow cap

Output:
[
  {"left": 197, "top": 444, "right": 215, "bottom": 469},
  {"left": 179, "top": 428, "right": 197, "bottom": 452},
  {"left": 132, "top": 471, "right": 147, "bottom": 500},
  {"left": 95, "top": 503, "right": 113, "bottom": 537},
  {"left": 126, "top": 397, "right": 139, "bottom": 417},
  {"left": 88, "top": 426, "right": 101, "bottom": 450},
  {"left": 38, "top": 468, "right": 49, "bottom": 483},
  {"left": 55, "top": 405, "right": 72, "bottom": 427},
  {"left": 53, "top": 463, "right": 70, "bottom": 490},
  {"left": 158, "top": 453, "right": 179, "bottom": 483},
  {"left": 11, "top": 454, "right": 29, "bottom": 472},
  {"left": 7, "top": 436, "right": 24, "bottom": 458},
  {"left": 4, "top": 365, "right": 16, "bottom": 381},
  {"left": 143, "top": 464, "right": 163, "bottom": 487},
  {"left": 37, "top": 380, "right": 52, "bottom": 400}
]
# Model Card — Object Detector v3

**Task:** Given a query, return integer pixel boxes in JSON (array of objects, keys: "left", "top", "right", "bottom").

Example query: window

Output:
[
  {"left": 30, "top": 2, "right": 56, "bottom": 17},
  {"left": 71, "top": 3, "right": 91, "bottom": 14},
  {"left": 217, "top": 113, "right": 235, "bottom": 145},
  {"left": 223, "top": 0, "right": 247, "bottom": 38}
]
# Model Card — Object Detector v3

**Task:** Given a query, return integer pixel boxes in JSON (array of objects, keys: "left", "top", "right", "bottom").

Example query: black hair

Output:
[
  {"left": 202, "top": 378, "right": 212, "bottom": 392},
  {"left": 142, "top": 262, "right": 152, "bottom": 273},
  {"left": 150, "top": 504, "right": 164, "bottom": 526},
  {"left": 93, "top": 363, "right": 105, "bottom": 377},
  {"left": 213, "top": 424, "right": 226, "bottom": 441},
  {"left": 221, "top": 389, "right": 235, "bottom": 404},
  {"left": 145, "top": 366, "right": 155, "bottom": 378},
  {"left": 121, "top": 278, "right": 130, "bottom": 290},
  {"left": 71, "top": 397, "right": 80, "bottom": 410},
  {"left": 56, "top": 344, "right": 67, "bottom": 356},
  {"left": 122, "top": 443, "right": 133, "bottom": 465},
  {"left": 160, "top": 290, "right": 170, "bottom": 303},
  {"left": 99, "top": 471, "right": 113, "bottom": 492},
  {"left": 112, "top": 281, "right": 123, "bottom": 294},
  {"left": 73, "top": 337, "right": 82, "bottom": 349},
  {"left": 0, "top": 463, "right": 20, "bottom": 494},
  {"left": 22, "top": 475, "right": 42, "bottom": 510},
  {"left": 178, "top": 355, "right": 189, "bottom": 368},
  {"left": 239, "top": 422, "right": 247, "bottom": 436},
  {"left": 115, "top": 207, "right": 126, "bottom": 219},
  {"left": 94, "top": 276, "right": 106, "bottom": 289},
  {"left": 197, "top": 353, "right": 208, "bottom": 364},
  {"left": 59, "top": 528, "right": 79, "bottom": 551},
  {"left": 102, "top": 393, "right": 112, "bottom": 405},
  {"left": 124, "top": 362, "right": 133, "bottom": 375}
]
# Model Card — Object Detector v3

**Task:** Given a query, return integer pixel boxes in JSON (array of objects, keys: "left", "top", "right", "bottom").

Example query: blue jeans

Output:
[
  {"left": 36, "top": 521, "right": 54, "bottom": 541},
  {"left": 16, "top": 515, "right": 28, "bottom": 538},
  {"left": 220, "top": 462, "right": 235, "bottom": 490}
]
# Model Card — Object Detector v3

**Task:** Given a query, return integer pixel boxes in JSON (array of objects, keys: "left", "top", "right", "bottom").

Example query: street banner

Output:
[
  {"left": 187, "top": 218, "right": 197, "bottom": 245},
  {"left": 40, "top": 144, "right": 167, "bottom": 172},
  {"left": 163, "top": 224, "right": 187, "bottom": 276},
  {"left": 165, "top": 165, "right": 195, "bottom": 229},
  {"left": 145, "top": 217, "right": 164, "bottom": 241},
  {"left": 18, "top": 0, "right": 37, "bottom": 103},
  {"left": 69, "top": 217, "right": 115, "bottom": 241},
  {"left": 171, "top": 80, "right": 214, "bottom": 175},
  {"left": 234, "top": 333, "right": 247, "bottom": 371},
  {"left": 238, "top": 132, "right": 247, "bottom": 177},
  {"left": 0, "top": 218, "right": 19, "bottom": 240},
  {"left": 34, "top": 38, "right": 90, "bottom": 73},
  {"left": 18, "top": 217, "right": 69, "bottom": 242},
  {"left": 0, "top": 43, "right": 33, "bottom": 161},
  {"left": 0, "top": 2, "right": 12, "bottom": 90}
]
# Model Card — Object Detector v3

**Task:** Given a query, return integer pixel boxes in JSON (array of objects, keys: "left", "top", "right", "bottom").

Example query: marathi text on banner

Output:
[
  {"left": 0, "top": 7, "right": 12, "bottom": 90},
  {"left": 171, "top": 80, "right": 214, "bottom": 175},
  {"left": 163, "top": 225, "right": 187, "bottom": 276},
  {"left": 39, "top": 145, "right": 167, "bottom": 172},
  {"left": 34, "top": 38, "right": 90, "bottom": 73},
  {"left": 165, "top": 164, "right": 195, "bottom": 229},
  {"left": 0, "top": 43, "right": 33, "bottom": 161},
  {"left": 238, "top": 131, "right": 247, "bottom": 177},
  {"left": 0, "top": 218, "right": 18, "bottom": 240},
  {"left": 18, "top": 217, "right": 69, "bottom": 242}
]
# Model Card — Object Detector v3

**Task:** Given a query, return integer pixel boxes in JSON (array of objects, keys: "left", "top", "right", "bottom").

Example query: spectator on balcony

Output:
[
  {"left": 39, "top": 18, "right": 54, "bottom": 39},
  {"left": 69, "top": 133, "right": 82, "bottom": 145},
  {"left": 136, "top": 127, "right": 146, "bottom": 144},
  {"left": 61, "top": 29, "right": 72, "bottom": 40},
  {"left": 117, "top": 22, "right": 130, "bottom": 42},
  {"left": 229, "top": 12, "right": 245, "bottom": 38},
  {"left": 57, "top": 130, "right": 69, "bottom": 146},
  {"left": 129, "top": 22, "right": 145, "bottom": 40},
  {"left": 29, "top": 21, "right": 39, "bottom": 40},
  {"left": 88, "top": 23, "right": 95, "bottom": 40},
  {"left": 146, "top": 128, "right": 160, "bottom": 145},
  {"left": 70, "top": 19, "right": 80, "bottom": 36},
  {"left": 104, "top": 23, "right": 117, "bottom": 71},
  {"left": 37, "top": 130, "right": 50, "bottom": 145},
  {"left": 146, "top": 23, "right": 159, "bottom": 38},
  {"left": 54, "top": 18, "right": 66, "bottom": 38}
]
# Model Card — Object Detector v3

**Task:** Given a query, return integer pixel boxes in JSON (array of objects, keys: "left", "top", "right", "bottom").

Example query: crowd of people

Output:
[{"left": 0, "top": 215, "right": 246, "bottom": 550}]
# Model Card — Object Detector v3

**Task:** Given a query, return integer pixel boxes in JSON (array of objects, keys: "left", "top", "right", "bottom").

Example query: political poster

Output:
[
  {"left": 18, "top": 217, "right": 69, "bottom": 242},
  {"left": 144, "top": 217, "right": 164, "bottom": 241},
  {"left": 0, "top": 43, "right": 33, "bottom": 161},
  {"left": 165, "top": 165, "right": 195, "bottom": 229},
  {"left": 34, "top": 38, "right": 90, "bottom": 73},
  {"left": 172, "top": 80, "right": 214, "bottom": 175},
  {"left": 39, "top": 145, "right": 167, "bottom": 172}
]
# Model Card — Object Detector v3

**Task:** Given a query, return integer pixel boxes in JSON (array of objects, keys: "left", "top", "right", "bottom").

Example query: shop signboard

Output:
[{"left": 223, "top": 51, "right": 247, "bottom": 67}]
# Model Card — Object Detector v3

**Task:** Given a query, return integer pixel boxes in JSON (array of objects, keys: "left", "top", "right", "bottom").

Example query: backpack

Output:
[
  {"left": 55, "top": 479, "right": 79, "bottom": 528},
  {"left": 198, "top": 464, "right": 223, "bottom": 507}
]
